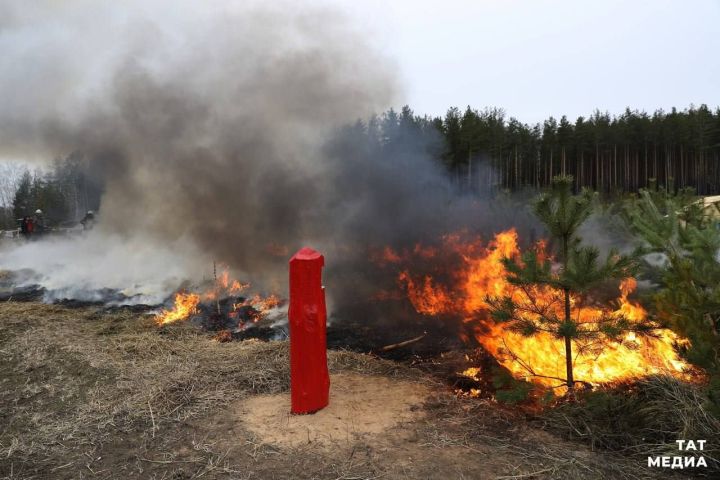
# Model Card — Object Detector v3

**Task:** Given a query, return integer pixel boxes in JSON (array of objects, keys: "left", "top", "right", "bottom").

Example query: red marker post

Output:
[{"left": 289, "top": 247, "right": 330, "bottom": 414}]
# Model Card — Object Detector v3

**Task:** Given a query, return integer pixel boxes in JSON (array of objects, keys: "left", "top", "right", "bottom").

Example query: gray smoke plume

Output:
[
  {"left": 0, "top": 232, "right": 207, "bottom": 305},
  {"left": 0, "top": 1, "right": 538, "bottom": 307}
]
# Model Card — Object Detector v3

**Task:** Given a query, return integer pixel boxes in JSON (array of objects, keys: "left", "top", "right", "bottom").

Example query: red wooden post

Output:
[{"left": 289, "top": 247, "right": 330, "bottom": 414}]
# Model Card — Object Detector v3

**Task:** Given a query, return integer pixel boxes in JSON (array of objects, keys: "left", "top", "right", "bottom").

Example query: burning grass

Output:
[
  {"left": 154, "top": 267, "right": 282, "bottom": 328},
  {"left": 0, "top": 301, "right": 697, "bottom": 479}
]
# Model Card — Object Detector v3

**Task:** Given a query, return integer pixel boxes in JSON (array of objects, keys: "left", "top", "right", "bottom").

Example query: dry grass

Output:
[
  {"left": 0, "top": 302, "right": 425, "bottom": 479},
  {"left": 416, "top": 393, "right": 681, "bottom": 480},
  {"left": 541, "top": 376, "right": 720, "bottom": 473},
  {"left": 0, "top": 301, "right": 693, "bottom": 479},
  {"left": 0, "top": 303, "right": 289, "bottom": 475}
]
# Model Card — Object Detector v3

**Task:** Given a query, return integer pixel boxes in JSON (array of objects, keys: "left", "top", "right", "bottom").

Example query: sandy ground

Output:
[
  {"left": 239, "top": 373, "right": 430, "bottom": 448},
  {"left": 0, "top": 301, "right": 682, "bottom": 479}
]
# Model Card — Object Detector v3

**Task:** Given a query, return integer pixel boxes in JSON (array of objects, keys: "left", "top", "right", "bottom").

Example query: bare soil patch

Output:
[{"left": 239, "top": 373, "right": 430, "bottom": 448}]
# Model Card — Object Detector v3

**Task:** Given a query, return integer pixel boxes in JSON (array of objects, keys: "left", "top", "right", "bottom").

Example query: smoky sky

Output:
[{"left": 0, "top": 1, "right": 540, "bottom": 302}]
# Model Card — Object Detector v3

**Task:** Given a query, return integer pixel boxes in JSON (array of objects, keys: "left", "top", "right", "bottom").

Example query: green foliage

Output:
[
  {"left": 420, "top": 103, "right": 720, "bottom": 195},
  {"left": 624, "top": 187, "right": 720, "bottom": 375},
  {"left": 491, "top": 366, "right": 534, "bottom": 405},
  {"left": 543, "top": 376, "right": 720, "bottom": 472},
  {"left": 10, "top": 154, "right": 100, "bottom": 227},
  {"left": 12, "top": 171, "right": 69, "bottom": 224},
  {"left": 12, "top": 171, "right": 33, "bottom": 220},
  {"left": 487, "top": 176, "right": 649, "bottom": 390},
  {"left": 533, "top": 176, "right": 593, "bottom": 248}
]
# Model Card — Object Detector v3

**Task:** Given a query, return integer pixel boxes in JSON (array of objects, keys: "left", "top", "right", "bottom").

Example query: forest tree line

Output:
[
  {"left": 362, "top": 103, "right": 720, "bottom": 195},
  {"left": 0, "top": 154, "right": 102, "bottom": 230},
  {"left": 2, "top": 104, "right": 720, "bottom": 230}
]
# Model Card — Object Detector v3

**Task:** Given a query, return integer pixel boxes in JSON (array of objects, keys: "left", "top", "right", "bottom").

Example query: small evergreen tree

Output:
[
  {"left": 624, "top": 185, "right": 720, "bottom": 378},
  {"left": 487, "top": 176, "right": 652, "bottom": 392}
]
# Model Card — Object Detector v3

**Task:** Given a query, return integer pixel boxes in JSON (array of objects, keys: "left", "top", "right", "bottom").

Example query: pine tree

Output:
[
  {"left": 487, "top": 176, "right": 651, "bottom": 392},
  {"left": 624, "top": 187, "right": 720, "bottom": 376},
  {"left": 443, "top": 107, "right": 462, "bottom": 170},
  {"left": 12, "top": 171, "right": 33, "bottom": 220},
  {"left": 424, "top": 104, "right": 720, "bottom": 194}
]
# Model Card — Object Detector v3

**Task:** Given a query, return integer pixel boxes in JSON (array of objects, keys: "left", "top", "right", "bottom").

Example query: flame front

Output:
[
  {"left": 155, "top": 268, "right": 280, "bottom": 326},
  {"left": 395, "top": 229, "right": 694, "bottom": 388},
  {"left": 156, "top": 292, "right": 200, "bottom": 325}
]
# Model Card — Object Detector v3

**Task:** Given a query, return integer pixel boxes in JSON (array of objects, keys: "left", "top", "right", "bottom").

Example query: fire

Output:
[
  {"left": 155, "top": 267, "right": 281, "bottom": 326},
  {"left": 373, "top": 246, "right": 402, "bottom": 265},
  {"left": 232, "top": 293, "right": 282, "bottom": 317},
  {"left": 461, "top": 367, "right": 482, "bottom": 381},
  {"left": 208, "top": 269, "right": 249, "bottom": 299},
  {"left": 395, "top": 229, "right": 695, "bottom": 389},
  {"left": 397, "top": 271, "right": 452, "bottom": 315},
  {"left": 156, "top": 292, "right": 200, "bottom": 325},
  {"left": 248, "top": 293, "right": 281, "bottom": 311}
]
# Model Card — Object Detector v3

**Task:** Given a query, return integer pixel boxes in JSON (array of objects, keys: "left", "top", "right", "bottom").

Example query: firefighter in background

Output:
[
  {"left": 80, "top": 210, "right": 96, "bottom": 230},
  {"left": 33, "top": 209, "right": 46, "bottom": 236},
  {"left": 19, "top": 216, "right": 34, "bottom": 239}
]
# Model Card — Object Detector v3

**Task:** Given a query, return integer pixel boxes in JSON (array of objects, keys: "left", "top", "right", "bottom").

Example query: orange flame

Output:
[
  {"left": 397, "top": 271, "right": 452, "bottom": 315},
  {"left": 155, "top": 267, "right": 280, "bottom": 326},
  {"left": 232, "top": 293, "right": 282, "bottom": 320},
  {"left": 156, "top": 292, "right": 200, "bottom": 325},
  {"left": 396, "top": 229, "right": 695, "bottom": 389}
]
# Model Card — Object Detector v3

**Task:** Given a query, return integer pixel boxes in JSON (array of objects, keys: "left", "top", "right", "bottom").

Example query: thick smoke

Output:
[
  {"left": 0, "top": 1, "right": 537, "bottom": 307},
  {"left": 0, "top": 233, "right": 207, "bottom": 305}
]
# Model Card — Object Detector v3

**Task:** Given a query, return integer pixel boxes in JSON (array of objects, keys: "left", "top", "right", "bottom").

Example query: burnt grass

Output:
[
  {"left": 0, "top": 301, "right": 697, "bottom": 480},
  {"left": 228, "top": 300, "right": 501, "bottom": 399}
]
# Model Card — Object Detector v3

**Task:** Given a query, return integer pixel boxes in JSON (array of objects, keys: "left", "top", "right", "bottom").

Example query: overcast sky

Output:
[{"left": 334, "top": 0, "right": 720, "bottom": 123}]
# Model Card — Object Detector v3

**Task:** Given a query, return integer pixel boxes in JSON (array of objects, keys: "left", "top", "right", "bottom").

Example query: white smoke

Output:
[{"left": 0, "top": 229, "right": 211, "bottom": 304}]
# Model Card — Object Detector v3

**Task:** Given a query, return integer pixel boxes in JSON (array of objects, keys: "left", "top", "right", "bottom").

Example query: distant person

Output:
[
  {"left": 19, "top": 216, "right": 34, "bottom": 239},
  {"left": 33, "top": 209, "right": 46, "bottom": 236},
  {"left": 80, "top": 210, "right": 96, "bottom": 230}
]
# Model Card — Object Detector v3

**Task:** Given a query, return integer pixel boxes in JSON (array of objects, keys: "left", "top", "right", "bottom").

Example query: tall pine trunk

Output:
[{"left": 561, "top": 235, "right": 575, "bottom": 391}]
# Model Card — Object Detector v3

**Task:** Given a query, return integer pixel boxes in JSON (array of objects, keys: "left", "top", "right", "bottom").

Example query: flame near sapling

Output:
[{"left": 393, "top": 229, "right": 696, "bottom": 389}]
